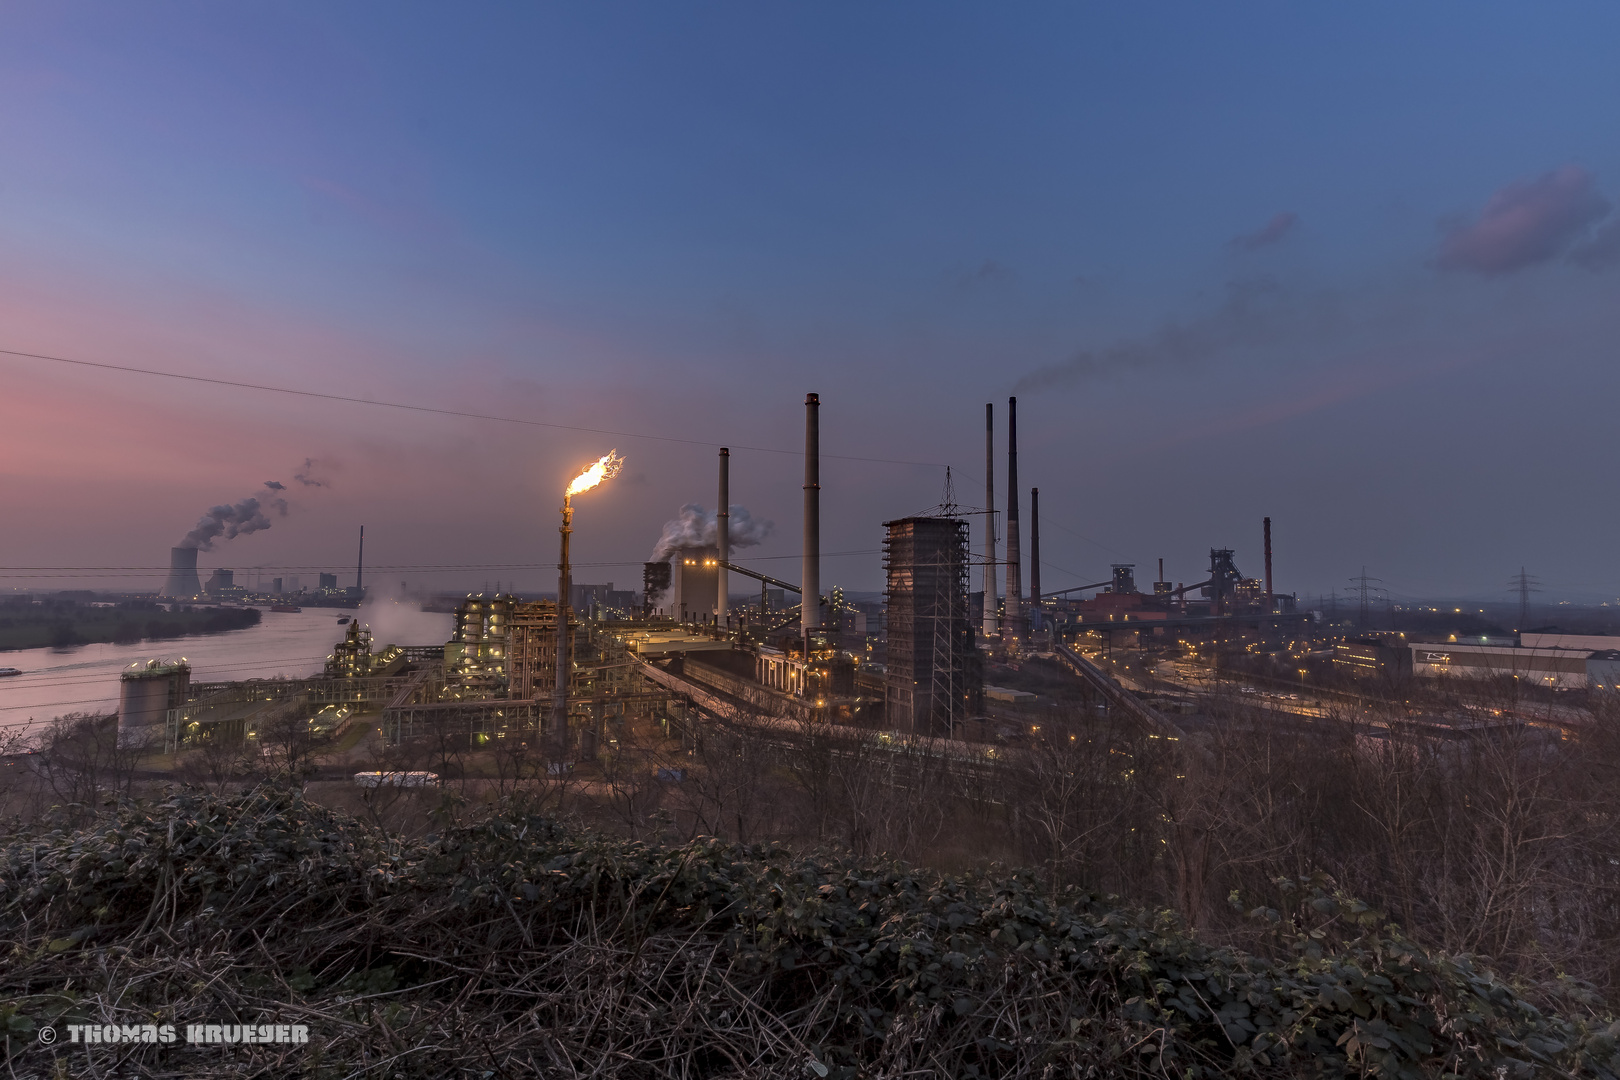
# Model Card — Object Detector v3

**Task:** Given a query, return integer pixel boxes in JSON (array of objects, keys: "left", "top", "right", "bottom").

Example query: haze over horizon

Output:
[{"left": 4, "top": 4, "right": 1619, "bottom": 604}]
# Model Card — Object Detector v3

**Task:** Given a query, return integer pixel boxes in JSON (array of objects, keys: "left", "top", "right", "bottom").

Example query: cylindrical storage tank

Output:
[{"left": 118, "top": 659, "right": 190, "bottom": 747}]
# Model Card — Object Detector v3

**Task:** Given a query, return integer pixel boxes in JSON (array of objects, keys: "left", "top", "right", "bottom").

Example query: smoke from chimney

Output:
[
  {"left": 176, "top": 459, "right": 334, "bottom": 551},
  {"left": 650, "top": 504, "right": 773, "bottom": 562}
]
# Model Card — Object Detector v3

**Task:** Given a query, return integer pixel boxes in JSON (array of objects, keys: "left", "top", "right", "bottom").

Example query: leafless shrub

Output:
[
  {"left": 29, "top": 713, "right": 142, "bottom": 821},
  {"left": 687, "top": 723, "right": 774, "bottom": 843},
  {"left": 176, "top": 728, "right": 250, "bottom": 795},
  {"left": 352, "top": 734, "right": 438, "bottom": 832},
  {"left": 1011, "top": 709, "right": 1155, "bottom": 893},
  {"left": 599, "top": 744, "right": 671, "bottom": 840},
  {"left": 0, "top": 724, "right": 43, "bottom": 822},
  {"left": 252, "top": 703, "right": 329, "bottom": 787}
]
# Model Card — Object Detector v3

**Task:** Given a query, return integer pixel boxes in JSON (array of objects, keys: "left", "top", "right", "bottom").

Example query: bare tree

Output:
[
  {"left": 1012, "top": 710, "right": 1151, "bottom": 893},
  {"left": 30, "top": 713, "right": 143, "bottom": 821},
  {"left": 253, "top": 703, "right": 328, "bottom": 787},
  {"left": 0, "top": 724, "right": 44, "bottom": 823},
  {"left": 489, "top": 727, "right": 579, "bottom": 817},
  {"left": 178, "top": 729, "right": 251, "bottom": 794},
  {"left": 598, "top": 745, "right": 670, "bottom": 841},
  {"left": 353, "top": 736, "right": 438, "bottom": 832},
  {"left": 779, "top": 715, "right": 839, "bottom": 843},
  {"left": 687, "top": 723, "right": 774, "bottom": 844}
]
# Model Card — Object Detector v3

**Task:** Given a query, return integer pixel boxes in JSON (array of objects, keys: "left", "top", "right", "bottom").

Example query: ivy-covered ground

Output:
[{"left": 2, "top": 790, "right": 1616, "bottom": 1078}]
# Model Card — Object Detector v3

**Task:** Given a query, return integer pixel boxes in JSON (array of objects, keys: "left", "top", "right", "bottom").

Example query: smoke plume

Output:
[
  {"left": 178, "top": 458, "right": 335, "bottom": 551},
  {"left": 181, "top": 487, "right": 287, "bottom": 551},
  {"left": 293, "top": 458, "right": 333, "bottom": 487},
  {"left": 651, "top": 504, "right": 774, "bottom": 562},
  {"left": 1014, "top": 276, "right": 1338, "bottom": 392}
]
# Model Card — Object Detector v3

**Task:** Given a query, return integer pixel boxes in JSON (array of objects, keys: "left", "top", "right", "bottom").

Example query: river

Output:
[{"left": 0, "top": 599, "right": 454, "bottom": 735}]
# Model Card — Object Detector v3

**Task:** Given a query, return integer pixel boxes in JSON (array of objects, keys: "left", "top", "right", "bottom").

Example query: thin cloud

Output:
[
  {"left": 1229, "top": 212, "right": 1298, "bottom": 251},
  {"left": 1435, "top": 165, "right": 1611, "bottom": 275},
  {"left": 1571, "top": 219, "right": 1620, "bottom": 271}
]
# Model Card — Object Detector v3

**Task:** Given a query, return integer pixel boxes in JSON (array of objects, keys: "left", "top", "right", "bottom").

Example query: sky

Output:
[{"left": 2, "top": 2, "right": 1619, "bottom": 603}]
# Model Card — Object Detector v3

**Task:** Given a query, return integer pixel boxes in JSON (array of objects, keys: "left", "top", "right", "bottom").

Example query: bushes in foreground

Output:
[{"left": 2, "top": 789, "right": 1617, "bottom": 1078}]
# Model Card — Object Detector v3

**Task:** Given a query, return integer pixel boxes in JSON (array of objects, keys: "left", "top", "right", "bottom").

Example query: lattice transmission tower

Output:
[{"left": 1508, "top": 567, "right": 1541, "bottom": 631}]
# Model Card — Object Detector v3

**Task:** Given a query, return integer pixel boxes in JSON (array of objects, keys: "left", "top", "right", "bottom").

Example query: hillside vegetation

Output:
[{"left": 3, "top": 790, "right": 1616, "bottom": 1078}]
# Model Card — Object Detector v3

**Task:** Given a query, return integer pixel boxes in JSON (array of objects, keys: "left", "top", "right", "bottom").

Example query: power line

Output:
[
  {"left": 1, "top": 347, "right": 945, "bottom": 469},
  {"left": 0, "top": 551, "right": 884, "bottom": 581},
  {"left": 0, "top": 696, "right": 130, "bottom": 714},
  {"left": 0, "top": 550, "right": 880, "bottom": 572},
  {"left": 9, "top": 348, "right": 1142, "bottom": 576}
]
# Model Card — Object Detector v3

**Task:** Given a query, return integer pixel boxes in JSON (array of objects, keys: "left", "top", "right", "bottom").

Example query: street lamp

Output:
[{"left": 554, "top": 450, "right": 623, "bottom": 758}]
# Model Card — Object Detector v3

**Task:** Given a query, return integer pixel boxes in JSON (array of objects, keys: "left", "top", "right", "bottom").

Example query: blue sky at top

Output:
[{"left": 2, "top": 3, "right": 1619, "bottom": 600}]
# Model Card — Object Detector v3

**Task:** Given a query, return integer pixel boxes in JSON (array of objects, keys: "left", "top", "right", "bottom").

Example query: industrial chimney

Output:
[
  {"left": 1028, "top": 486, "right": 1041, "bottom": 632},
  {"left": 353, "top": 524, "right": 365, "bottom": 598},
  {"left": 982, "top": 403, "right": 997, "bottom": 640},
  {"left": 161, "top": 547, "right": 203, "bottom": 599},
  {"left": 717, "top": 448, "right": 730, "bottom": 626},
  {"left": 802, "top": 394, "right": 821, "bottom": 643},
  {"left": 1263, "top": 517, "right": 1274, "bottom": 614},
  {"left": 1003, "top": 397, "right": 1022, "bottom": 638}
]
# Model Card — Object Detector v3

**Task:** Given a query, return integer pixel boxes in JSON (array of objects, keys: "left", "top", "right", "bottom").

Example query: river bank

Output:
[
  {"left": 0, "top": 600, "right": 453, "bottom": 734},
  {"left": 0, "top": 599, "right": 261, "bottom": 651}
]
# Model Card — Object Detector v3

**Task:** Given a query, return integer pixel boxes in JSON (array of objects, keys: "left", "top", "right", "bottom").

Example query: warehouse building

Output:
[{"left": 1409, "top": 642, "right": 1610, "bottom": 689}]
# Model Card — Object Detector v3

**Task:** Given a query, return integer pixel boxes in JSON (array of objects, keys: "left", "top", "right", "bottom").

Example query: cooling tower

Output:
[{"left": 161, "top": 547, "right": 203, "bottom": 599}]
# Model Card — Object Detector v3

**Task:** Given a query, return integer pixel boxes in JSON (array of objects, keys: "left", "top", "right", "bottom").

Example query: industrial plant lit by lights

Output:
[{"left": 554, "top": 450, "right": 624, "bottom": 755}]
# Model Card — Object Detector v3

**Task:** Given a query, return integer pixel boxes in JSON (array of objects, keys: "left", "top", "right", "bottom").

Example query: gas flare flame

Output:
[{"left": 565, "top": 450, "right": 624, "bottom": 498}]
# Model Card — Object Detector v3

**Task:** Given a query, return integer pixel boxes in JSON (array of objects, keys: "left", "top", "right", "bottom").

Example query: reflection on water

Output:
[{"left": 0, "top": 600, "right": 453, "bottom": 734}]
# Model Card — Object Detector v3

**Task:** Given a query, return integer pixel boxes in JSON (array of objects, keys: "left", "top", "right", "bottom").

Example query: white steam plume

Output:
[
  {"left": 181, "top": 488, "right": 287, "bottom": 551},
  {"left": 650, "top": 504, "right": 774, "bottom": 562},
  {"left": 178, "top": 459, "right": 336, "bottom": 551}
]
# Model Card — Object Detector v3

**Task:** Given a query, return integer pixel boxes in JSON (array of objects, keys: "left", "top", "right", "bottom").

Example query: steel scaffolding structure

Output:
[{"left": 883, "top": 516, "right": 978, "bottom": 737}]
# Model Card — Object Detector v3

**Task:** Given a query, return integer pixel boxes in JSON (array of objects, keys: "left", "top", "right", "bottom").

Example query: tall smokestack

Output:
[
  {"left": 802, "top": 393, "right": 821, "bottom": 642},
  {"left": 1004, "top": 396, "right": 1022, "bottom": 638},
  {"left": 355, "top": 525, "right": 365, "bottom": 595},
  {"left": 717, "top": 448, "right": 730, "bottom": 626},
  {"left": 1263, "top": 517, "right": 1274, "bottom": 614},
  {"left": 983, "top": 403, "right": 997, "bottom": 640},
  {"left": 161, "top": 547, "right": 202, "bottom": 599},
  {"left": 1029, "top": 487, "right": 1040, "bottom": 632}
]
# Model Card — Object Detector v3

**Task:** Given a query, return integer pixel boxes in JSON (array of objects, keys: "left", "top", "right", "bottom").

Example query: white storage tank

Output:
[{"left": 118, "top": 659, "right": 191, "bottom": 746}]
